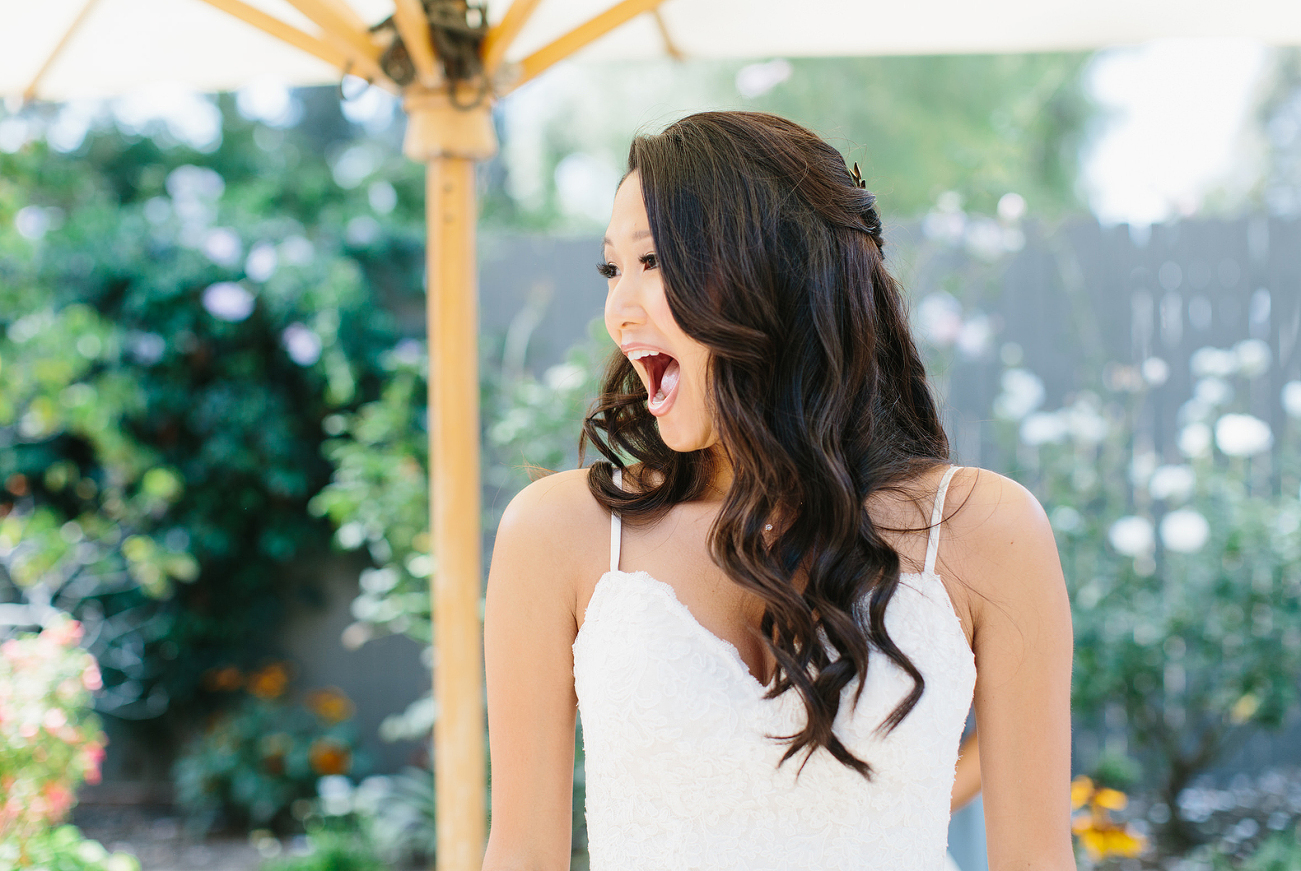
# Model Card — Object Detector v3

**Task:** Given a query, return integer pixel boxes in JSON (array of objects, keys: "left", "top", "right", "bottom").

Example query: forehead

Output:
[{"left": 603, "top": 173, "right": 651, "bottom": 248}]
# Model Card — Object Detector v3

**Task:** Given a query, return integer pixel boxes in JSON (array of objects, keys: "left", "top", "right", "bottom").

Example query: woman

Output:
[{"left": 483, "top": 111, "right": 1073, "bottom": 870}]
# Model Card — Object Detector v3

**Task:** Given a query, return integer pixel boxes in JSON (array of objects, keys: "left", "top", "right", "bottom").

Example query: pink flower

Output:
[
  {"left": 42, "top": 782, "right": 75, "bottom": 821},
  {"left": 43, "top": 707, "right": 68, "bottom": 731},
  {"left": 82, "top": 662, "right": 102, "bottom": 691},
  {"left": 40, "top": 619, "right": 83, "bottom": 647},
  {"left": 83, "top": 741, "right": 106, "bottom": 784}
]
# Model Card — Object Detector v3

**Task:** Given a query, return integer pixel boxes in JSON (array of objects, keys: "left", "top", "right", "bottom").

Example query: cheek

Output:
[{"left": 602, "top": 291, "right": 619, "bottom": 341}]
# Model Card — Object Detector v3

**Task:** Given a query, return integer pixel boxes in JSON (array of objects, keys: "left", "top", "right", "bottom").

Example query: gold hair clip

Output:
[{"left": 849, "top": 162, "right": 867, "bottom": 190}]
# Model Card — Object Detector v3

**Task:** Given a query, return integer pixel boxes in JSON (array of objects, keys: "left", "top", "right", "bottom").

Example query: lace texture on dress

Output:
[{"left": 572, "top": 466, "right": 977, "bottom": 870}]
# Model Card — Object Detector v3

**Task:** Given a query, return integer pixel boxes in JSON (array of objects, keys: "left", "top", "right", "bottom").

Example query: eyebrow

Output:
[{"left": 601, "top": 229, "right": 653, "bottom": 248}]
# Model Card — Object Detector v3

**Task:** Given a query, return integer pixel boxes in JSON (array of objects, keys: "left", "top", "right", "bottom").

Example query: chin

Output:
[{"left": 656, "top": 420, "right": 713, "bottom": 454}]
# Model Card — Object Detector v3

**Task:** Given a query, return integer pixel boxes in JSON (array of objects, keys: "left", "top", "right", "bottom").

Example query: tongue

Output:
[{"left": 657, "top": 359, "right": 680, "bottom": 399}]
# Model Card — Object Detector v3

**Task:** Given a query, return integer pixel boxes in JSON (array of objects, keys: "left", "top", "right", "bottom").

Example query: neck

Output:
[{"left": 703, "top": 446, "right": 734, "bottom": 500}]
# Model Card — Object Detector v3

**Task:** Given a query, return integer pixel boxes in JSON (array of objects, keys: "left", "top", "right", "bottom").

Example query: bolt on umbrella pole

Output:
[{"left": 403, "top": 85, "right": 497, "bottom": 871}]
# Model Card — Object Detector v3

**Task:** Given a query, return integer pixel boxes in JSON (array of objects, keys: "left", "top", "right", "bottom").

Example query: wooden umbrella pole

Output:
[{"left": 404, "top": 85, "right": 497, "bottom": 871}]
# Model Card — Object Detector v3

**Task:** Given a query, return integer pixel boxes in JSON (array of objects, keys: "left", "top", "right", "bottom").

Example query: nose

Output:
[{"left": 604, "top": 272, "right": 644, "bottom": 335}]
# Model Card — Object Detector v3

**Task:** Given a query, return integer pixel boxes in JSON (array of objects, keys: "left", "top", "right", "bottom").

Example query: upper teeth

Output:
[{"left": 627, "top": 349, "right": 661, "bottom": 360}]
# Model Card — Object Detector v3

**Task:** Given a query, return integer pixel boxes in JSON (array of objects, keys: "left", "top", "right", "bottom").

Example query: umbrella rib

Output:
[
  {"left": 511, "top": 0, "right": 666, "bottom": 90},
  {"left": 194, "top": 0, "right": 363, "bottom": 79},
  {"left": 651, "top": 8, "right": 683, "bottom": 60},
  {"left": 23, "top": 0, "right": 102, "bottom": 102},
  {"left": 481, "top": 0, "right": 544, "bottom": 75},
  {"left": 312, "top": 0, "right": 371, "bottom": 34},
  {"left": 280, "top": 0, "right": 382, "bottom": 66},
  {"left": 391, "top": 0, "right": 440, "bottom": 86}
]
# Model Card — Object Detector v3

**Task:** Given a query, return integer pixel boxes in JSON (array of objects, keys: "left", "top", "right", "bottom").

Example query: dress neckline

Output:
[{"left": 578, "top": 565, "right": 946, "bottom": 693}]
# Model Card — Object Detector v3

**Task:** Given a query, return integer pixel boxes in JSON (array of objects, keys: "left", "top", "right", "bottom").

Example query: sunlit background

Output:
[{"left": 3, "top": 32, "right": 1301, "bottom": 871}]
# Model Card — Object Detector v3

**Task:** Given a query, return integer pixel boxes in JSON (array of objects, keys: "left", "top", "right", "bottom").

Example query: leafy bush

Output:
[
  {"left": 992, "top": 347, "right": 1301, "bottom": 849},
  {"left": 0, "top": 617, "right": 137, "bottom": 869},
  {"left": 259, "top": 820, "right": 386, "bottom": 871},
  {"left": 172, "top": 664, "right": 363, "bottom": 834},
  {"left": 0, "top": 95, "right": 412, "bottom": 724}
]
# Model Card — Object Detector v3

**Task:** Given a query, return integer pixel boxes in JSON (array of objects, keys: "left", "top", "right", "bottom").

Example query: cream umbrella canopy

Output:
[{"left": 5, "top": 3, "right": 1301, "bottom": 870}]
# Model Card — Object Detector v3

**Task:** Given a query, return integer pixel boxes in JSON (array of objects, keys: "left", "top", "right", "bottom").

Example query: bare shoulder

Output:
[
  {"left": 490, "top": 468, "right": 612, "bottom": 625},
  {"left": 498, "top": 467, "right": 609, "bottom": 538},
  {"left": 938, "top": 467, "right": 1068, "bottom": 636}
]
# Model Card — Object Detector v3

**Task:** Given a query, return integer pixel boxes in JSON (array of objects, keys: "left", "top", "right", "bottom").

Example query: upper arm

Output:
[
  {"left": 957, "top": 473, "right": 1075, "bottom": 870},
  {"left": 483, "top": 470, "right": 602, "bottom": 870}
]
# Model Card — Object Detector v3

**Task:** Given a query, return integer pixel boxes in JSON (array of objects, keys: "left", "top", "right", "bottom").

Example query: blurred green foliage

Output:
[
  {"left": 752, "top": 54, "right": 1092, "bottom": 216},
  {"left": 172, "top": 666, "right": 363, "bottom": 834},
  {"left": 259, "top": 823, "right": 386, "bottom": 871},
  {"left": 0, "top": 90, "right": 413, "bottom": 722},
  {"left": 991, "top": 354, "right": 1301, "bottom": 850},
  {"left": 504, "top": 53, "right": 1093, "bottom": 229}
]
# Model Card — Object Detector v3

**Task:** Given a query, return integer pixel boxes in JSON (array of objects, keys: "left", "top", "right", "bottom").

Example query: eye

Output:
[
  {"left": 596, "top": 261, "right": 618, "bottom": 279},
  {"left": 639, "top": 252, "right": 658, "bottom": 270}
]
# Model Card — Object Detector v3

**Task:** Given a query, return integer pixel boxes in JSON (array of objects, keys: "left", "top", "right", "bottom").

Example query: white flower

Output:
[
  {"left": 345, "top": 215, "right": 381, "bottom": 246},
  {"left": 997, "top": 192, "right": 1026, "bottom": 222},
  {"left": 1065, "top": 396, "right": 1108, "bottom": 445},
  {"left": 735, "top": 58, "right": 793, "bottom": 98},
  {"left": 129, "top": 331, "right": 166, "bottom": 365},
  {"left": 1215, "top": 413, "right": 1273, "bottom": 458},
  {"left": 1178, "top": 398, "right": 1213, "bottom": 425},
  {"left": 1282, "top": 381, "right": 1301, "bottom": 419},
  {"left": 201, "top": 282, "right": 254, "bottom": 321},
  {"left": 1110, "top": 516, "right": 1155, "bottom": 557},
  {"left": 1190, "top": 346, "right": 1237, "bottom": 378},
  {"left": 166, "top": 164, "right": 225, "bottom": 201},
  {"left": 1142, "top": 357, "right": 1170, "bottom": 387},
  {"left": 317, "top": 775, "right": 353, "bottom": 816},
  {"left": 994, "top": 368, "right": 1045, "bottom": 421},
  {"left": 202, "top": 227, "right": 242, "bottom": 267},
  {"left": 1050, "top": 505, "right": 1081, "bottom": 532},
  {"left": 1149, "top": 465, "right": 1196, "bottom": 503},
  {"left": 1178, "top": 423, "right": 1212, "bottom": 458},
  {"left": 544, "top": 362, "right": 585, "bottom": 391},
  {"left": 1234, "top": 339, "right": 1272, "bottom": 378},
  {"left": 368, "top": 180, "right": 398, "bottom": 214},
  {"left": 1020, "top": 411, "right": 1067, "bottom": 446},
  {"left": 956, "top": 314, "right": 992, "bottom": 359},
  {"left": 282, "top": 322, "right": 321, "bottom": 366},
  {"left": 1194, "top": 377, "right": 1233, "bottom": 407},
  {"left": 917, "top": 292, "right": 963, "bottom": 348},
  {"left": 964, "top": 217, "right": 1007, "bottom": 261},
  {"left": 1129, "top": 451, "right": 1158, "bottom": 488},
  {"left": 245, "top": 241, "right": 278, "bottom": 282},
  {"left": 279, "top": 235, "right": 314, "bottom": 265},
  {"left": 1161, "top": 509, "right": 1210, "bottom": 554},
  {"left": 388, "top": 338, "right": 424, "bottom": 368}
]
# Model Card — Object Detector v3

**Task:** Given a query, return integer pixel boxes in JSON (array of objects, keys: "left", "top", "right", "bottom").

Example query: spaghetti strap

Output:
[
  {"left": 609, "top": 468, "right": 623, "bottom": 574},
  {"left": 923, "top": 465, "right": 961, "bottom": 576}
]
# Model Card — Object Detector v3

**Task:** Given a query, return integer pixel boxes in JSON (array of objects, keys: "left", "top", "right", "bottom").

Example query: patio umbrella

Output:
[{"left": 4, "top": 2, "right": 1301, "bottom": 869}]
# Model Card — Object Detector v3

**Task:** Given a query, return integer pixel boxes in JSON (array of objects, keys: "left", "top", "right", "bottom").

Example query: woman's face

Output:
[{"left": 602, "top": 172, "right": 716, "bottom": 453}]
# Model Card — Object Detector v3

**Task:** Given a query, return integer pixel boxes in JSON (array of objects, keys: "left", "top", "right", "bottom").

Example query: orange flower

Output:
[
  {"left": 202, "top": 666, "right": 244, "bottom": 692},
  {"left": 246, "top": 663, "right": 290, "bottom": 699},
  {"left": 307, "top": 688, "right": 355, "bottom": 724},
  {"left": 1071, "top": 776, "right": 1146, "bottom": 861},
  {"left": 1070, "top": 775, "right": 1094, "bottom": 809},
  {"left": 1077, "top": 826, "right": 1145, "bottom": 860},
  {"left": 309, "top": 738, "right": 352, "bottom": 776}
]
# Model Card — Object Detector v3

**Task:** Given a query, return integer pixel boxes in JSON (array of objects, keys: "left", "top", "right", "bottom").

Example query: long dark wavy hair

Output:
[{"left": 580, "top": 111, "right": 950, "bottom": 777}]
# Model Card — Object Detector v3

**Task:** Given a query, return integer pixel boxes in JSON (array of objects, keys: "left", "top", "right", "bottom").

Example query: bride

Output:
[{"left": 482, "top": 111, "right": 1074, "bottom": 870}]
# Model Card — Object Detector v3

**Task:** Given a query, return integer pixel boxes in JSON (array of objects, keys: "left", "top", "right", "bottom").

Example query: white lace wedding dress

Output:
[{"left": 572, "top": 466, "right": 976, "bottom": 870}]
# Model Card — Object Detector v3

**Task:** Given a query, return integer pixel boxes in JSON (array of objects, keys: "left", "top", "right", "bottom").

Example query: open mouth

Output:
[{"left": 628, "top": 350, "right": 681, "bottom": 415}]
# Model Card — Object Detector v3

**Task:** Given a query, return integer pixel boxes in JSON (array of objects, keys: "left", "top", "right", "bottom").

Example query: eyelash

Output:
[{"left": 597, "top": 253, "right": 658, "bottom": 279}]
